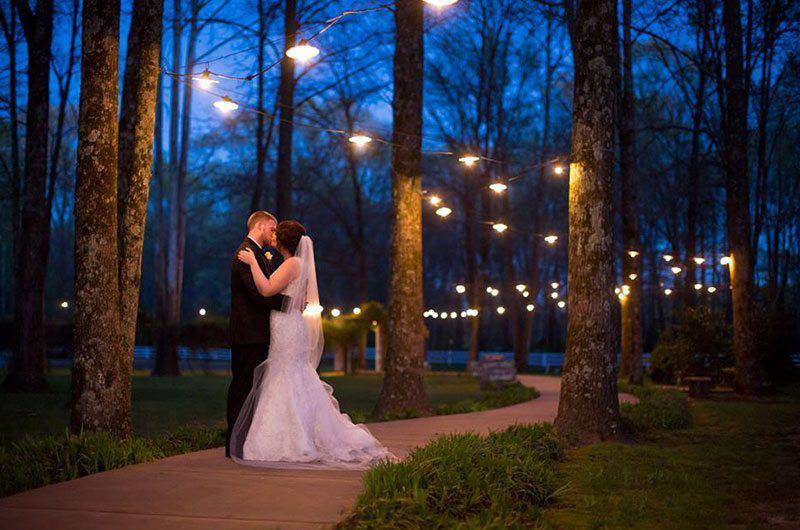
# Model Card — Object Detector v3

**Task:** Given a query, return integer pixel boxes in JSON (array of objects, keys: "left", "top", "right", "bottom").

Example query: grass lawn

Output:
[
  {"left": 541, "top": 384, "right": 800, "bottom": 529},
  {"left": 0, "top": 369, "right": 483, "bottom": 446}
]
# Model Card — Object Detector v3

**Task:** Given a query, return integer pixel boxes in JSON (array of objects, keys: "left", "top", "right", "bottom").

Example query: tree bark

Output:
[
  {"left": 721, "top": 0, "right": 763, "bottom": 394},
  {"left": 275, "top": 0, "right": 297, "bottom": 220},
  {"left": 71, "top": 0, "right": 130, "bottom": 436},
  {"left": 118, "top": 0, "right": 164, "bottom": 361},
  {"left": 373, "top": 0, "right": 429, "bottom": 419},
  {"left": 2, "top": 0, "right": 54, "bottom": 393},
  {"left": 555, "top": 0, "right": 622, "bottom": 443},
  {"left": 618, "top": 0, "right": 643, "bottom": 385}
]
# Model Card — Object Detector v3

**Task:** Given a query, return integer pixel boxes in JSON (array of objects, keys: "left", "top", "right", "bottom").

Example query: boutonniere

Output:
[{"left": 264, "top": 251, "right": 273, "bottom": 261}]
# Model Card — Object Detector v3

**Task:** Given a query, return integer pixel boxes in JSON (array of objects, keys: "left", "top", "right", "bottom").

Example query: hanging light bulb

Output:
[
  {"left": 550, "top": 291, "right": 559, "bottom": 299},
  {"left": 693, "top": 257, "right": 706, "bottom": 265},
  {"left": 492, "top": 222, "right": 508, "bottom": 233},
  {"left": 707, "top": 286, "right": 717, "bottom": 293},
  {"left": 489, "top": 181, "right": 508, "bottom": 193},
  {"left": 694, "top": 283, "right": 703, "bottom": 290},
  {"left": 286, "top": 39, "right": 320, "bottom": 62},
  {"left": 456, "top": 284, "right": 466, "bottom": 294},
  {"left": 486, "top": 286, "right": 494, "bottom": 294},
  {"left": 450, "top": 311, "right": 457, "bottom": 319},
  {"left": 526, "top": 304, "right": 535, "bottom": 312},
  {"left": 428, "top": 194, "right": 442, "bottom": 206},
  {"left": 663, "top": 254, "right": 674, "bottom": 262},
  {"left": 551, "top": 282, "right": 559, "bottom": 289},
  {"left": 664, "top": 288, "right": 673, "bottom": 296},
  {"left": 618, "top": 293, "right": 627, "bottom": 301},
  {"left": 348, "top": 134, "right": 372, "bottom": 146},
  {"left": 544, "top": 235, "right": 558, "bottom": 245},
  {"left": 621, "top": 285, "right": 631, "bottom": 295},
  {"left": 627, "top": 250, "right": 639, "bottom": 258},
  {"left": 496, "top": 306, "right": 506, "bottom": 315},
  {"left": 553, "top": 165, "right": 565, "bottom": 175},
  {"left": 490, "top": 288, "right": 499, "bottom": 297},
  {"left": 213, "top": 95, "right": 239, "bottom": 113},
  {"left": 516, "top": 284, "right": 527, "bottom": 292},
  {"left": 671, "top": 266, "right": 682, "bottom": 274},
  {"left": 192, "top": 68, "right": 219, "bottom": 90},
  {"left": 440, "top": 312, "right": 448, "bottom": 319},
  {"left": 522, "top": 291, "right": 530, "bottom": 298},
  {"left": 60, "top": 300, "right": 69, "bottom": 309},
  {"left": 720, "top": 256, "right": 732, "bottom": 266},
  {"left": 353, "top": 307, "right": 362, "bottom": 315},
  {"left": 331, "top": 308, "right": 341, "bottom": 317},
  {"left": 460, "top": 311, "right": 467, "bottom": 318},
  {"left": 458, "top": 154, "right": 480, "bottom": 166},
  {"left": 435, "top": 206, "right": 452, "bottom": 217},
  {"left": 629, "top": 273, "right": 637, "bottom": 280},
  {"left": 423, "top": 0, "right": 458, "bottom": 6},
  {"left": 557, "top": 300, "right": 566, "bottom": 309},
  {"left": 614, "top": 287, "right": 621, "bottom": 295},
  {"left": 198, "top": 308, "right": 207, "bottom": 316}
]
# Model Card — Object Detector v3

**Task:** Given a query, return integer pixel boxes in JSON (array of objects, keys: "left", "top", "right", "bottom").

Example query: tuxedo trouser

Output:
[{"left": 226, "top": 343, "right": 268, "bottom": 457}]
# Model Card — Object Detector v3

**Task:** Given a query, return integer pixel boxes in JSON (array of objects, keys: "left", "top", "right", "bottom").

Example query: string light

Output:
[
  {"left": 496, "top": 306, "right": 506, "bottom": 315},
  {"left": 490, "top": 288, "right": 499, "bottom": 297},
  {"left": 515, "top": 284, "right": 527, "bottom": 292},
  {"left": 550, "top": 291, "right": 559, "bottom": 299},
  {"left": 557, "top": 300, "right": 566, "bottom": 309},
  {"left": 198, "top": 308, "right": 207, "bottom": 316},
  {"left": 526, "top": 304, "right": 535, "bottom": 312},
  {"left": 614, "top": 287, "right": 621, "bottom": 295},
  {"left": 450, "top": 311, "right": 457, "bottom": 319},
  {"left": 431, "top": 312, "right": 439, "bottom": 319},
  {"left": 489, "top": 181, "right": 508, "bottom": 193},
  {"left": 664, "top": 288, "right": 673, "bottom": 296},
  {"left": 663, "top": 254, "right": 674, "bottom": 262},
  {"left": 553, "top": 165, "right": 565, "bottom": 175},
  {"left": 707, "top": 286, "right": 717, "bottom": 293},
  {"left": 353, "top": 307, "right": 362, "bottom": 315},
  {"left": 423, "top": 0, "right": 458, "bottom": 6},
  {"left": 492, "top": 222, "right": 508, "bottom": 233},
  {"left": 435, "top": 206, "right": 452, "bottom": 217},
  {"left": 428, "top": 195, "right": 442, "bottom": 206},
  {"left": 456, "top": 284, "right": 466, "bottom": 294},
  {"left": 60, "top": 301, "right": 69, "bottom": 309},
  {"left": 486, "top": 286, "right": 494, "bottom": 294},
  {"left": 286, "top": 39, "right": 320, "bottom": 62},
  {"left": 522, "top": 291, "right": 529, "bottom": 298},
  {"left": 671, "top": 266, "right": 682, "bottom": 274},
  {"left": 304, "top": 303, "right": 324, "bottom": 316},
  {"left": 331, "top": 308, "right": 341, "bottom": 317},
  {"left": 621, "top": 285, "right": 631, "bottom": 295},
  {"left": 213, "top": 95, "right": 239, "bottom": 113},
  {"left": 693, "top": 257, "right": 706, "bottom": 265},
  {"left": 440, "top": 312, "right": 448, "bottom": 319},
  {"left": 694, "top": 283, "right": 703, "bottom": 290},
  {"left": 618, "top": 293, "right": 627, "bottom": 301},
  {"left": 544, "top": 235, "right": 558, "bottom": 245},
  {"left": 627, "top": 250, "right": 639, "bottom": 258},
  {"left": 458, "top": 155, "right": 480, "bottom": 166},
  {"left": 551, "top": 282, "right": 559, "bottom": 289},
  {"left": 348, "top": 134, "right": 372, "bottom": 146},
  {"left": 192, "top": 68, "right": 218, "bottom": 90},
  {"left": 720, "top": 256, "right": 732, "bottom": 266},
  {"left": 629, "top": 273, "right": 637, "bottom": 280},
  {"left": 460, "top": 311, "right": 467, "bottom": 318},
  {"left": 466, "top": 308, "right": 479, "bottom": 317}
]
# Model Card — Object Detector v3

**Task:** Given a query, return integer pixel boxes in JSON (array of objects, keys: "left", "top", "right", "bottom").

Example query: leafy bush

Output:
[
  {"left": 620, "top": 385, "right": 692, "bottom": 435},
  {"left": 649, "top": 307, "right": 732, "bottom": 384},
  {"left": 338, "top": 423, "right": 564, "bottom": 529},
  {"left": 0, "top": 425, "right": 224, "bottom": 498}
]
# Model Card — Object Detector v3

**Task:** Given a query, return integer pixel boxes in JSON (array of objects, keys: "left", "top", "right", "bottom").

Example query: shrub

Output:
[
  {"left": 0, "top": 425, "right": 224, "bottom": 498},
  {"left": 649, "top": 307, "right": 732, "bottom": 384},
  {"left": 338, "top": 423, "right": 564, "bottom": 529},
  {"left": 620, "top": 385, "right": 692, "bottom": 435}
]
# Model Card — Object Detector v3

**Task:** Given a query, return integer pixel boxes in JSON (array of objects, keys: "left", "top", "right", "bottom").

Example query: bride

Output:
[{"left": 229, "top": 220, "right": 395, "bottom": 468}]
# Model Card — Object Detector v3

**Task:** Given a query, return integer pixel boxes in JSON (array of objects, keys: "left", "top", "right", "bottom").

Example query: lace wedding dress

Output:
[{"left": 229, "top": 236, "right": 395, "bottom": 469}]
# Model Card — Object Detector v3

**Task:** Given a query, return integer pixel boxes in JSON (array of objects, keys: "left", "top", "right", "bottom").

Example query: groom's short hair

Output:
[{"left": 247, "top": 211, "right": 277, "bottom": 231}]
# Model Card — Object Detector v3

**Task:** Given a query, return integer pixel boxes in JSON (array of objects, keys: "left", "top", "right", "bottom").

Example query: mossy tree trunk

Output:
[
  {"left": 2, "top": 0, "right": 54, "bottom": 393},
  {"left": 618, "top": 0, "right": 643, "bottom": 385},
  {"left": 555, "top": 0, "right": 622, "bottom": 443},
  {"left": 374, "top": 0, "right": 429, "bottom": 419},
  {"left": 721, "top": 0, "right": 763, "bottom": 395},
  {"left": 71, "top": 0, "right": 163, "bottom": 437}
]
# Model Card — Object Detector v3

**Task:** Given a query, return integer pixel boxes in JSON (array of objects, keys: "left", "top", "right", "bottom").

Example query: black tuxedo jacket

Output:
[{"left": 229, "top": 238, "right": 286, "bottom": 346}]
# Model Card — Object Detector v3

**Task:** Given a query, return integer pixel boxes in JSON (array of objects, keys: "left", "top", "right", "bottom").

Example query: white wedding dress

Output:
[{"left": 229, "top": 236, "right": 395, "bottom": 469}]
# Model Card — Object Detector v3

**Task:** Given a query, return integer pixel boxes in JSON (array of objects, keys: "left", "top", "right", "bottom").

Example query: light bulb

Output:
[
  {"left": 544, "top": 235, "right": 558, "bottom": 245},
  {"left": 450, "top": 312, "right": 457, "bottom": 319},
  {"left": 198, "top": 308, "right": 207, "bottom": 316},
  {"left": 664, "top": 288, "right": 673, "bottom": 296},
  {"left": 353, "top": 307, "right": 362, "bottom": 315},
  {"left": 492, "top": 222, "right": 508, "bottom": 233},
  {"left": 435, "top": 206, "right": 452, "bottom": 217},
  {"left": 550, "top": 292, "right": 559, "bottom": 299},
  {"left": 629, "top": 273, "right": 637, "bottom": 280},
  {"left": 720, "top": 256, "right": 732, "bottom": 266},
  {"left": 557, "top": 300, "right": 566, "bottom": 309},
  {"left": 331, "top": 308, "right": 341, "bottom": 317},
  {"left": 516, "top": 284, "right": 526, "bottom": 292},
  {"left": 348, "top": 134, "right": 372, "bottom": 146},
  {"left": 423, "top": 0, "right": 458, "bottom": 6},
  {"left": 526, "top": 304, "right": 535, "bottom": 312},
  {"left": 458, "top": 154, "right": 480, "bottom": 166},
  {"left": 663, "top": 254, "right": 674, "bottom": 262},
  {"left": 694, "top": 283, "right": 703, "bottom": 290},
  {"left": 627, "top": 250, "right": 639, "bottom": 258},
  {"left": 551, "top": 282, "right": 559, "bottom": 289},
  {"left": 489, "top": 182, "right": 508, "bottom": 193},
  {"left": 671, "top": 266, "right": 682, "bottom": 274},
  {"left": 428, "top": 195, "right": 442, "bottom": 206},
  {"left": 707, "top": 286, "right": 717, "bottom": 293},
  {"left": 496, "top": 306, "right": 506, "bottom": 315},
  {"left": 192, "top": 69, "right": 219, "bottom": 90},
  {"left": 286, "top": 40, "right": 320, "bottom": 62},
  {"left": 522, "top": 291, "right": 529, "bottom": 298},
  {"left": 693, "top": 257, "right": 706, "bottom": 265},
  {"left": 553, "top": 165, "right": 565, "bottom": 175},
  {"left": 456, "top": 284, "right": 466, "bottom": 294},
  {"left": 60, "top": 301, "right": 69, "bottom": 309},
  {"left": 213, "top": 95, "right": 239, "bottom": 113}
]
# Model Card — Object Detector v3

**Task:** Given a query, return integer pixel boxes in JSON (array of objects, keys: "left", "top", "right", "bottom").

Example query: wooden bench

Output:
[{"left": 685, "top": 376, "right": 712, "bottom": 398}]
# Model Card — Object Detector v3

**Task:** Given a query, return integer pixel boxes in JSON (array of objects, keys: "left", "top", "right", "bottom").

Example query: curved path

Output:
[{"left": 0, "top": 375, "right": 635, "bottom": 529}]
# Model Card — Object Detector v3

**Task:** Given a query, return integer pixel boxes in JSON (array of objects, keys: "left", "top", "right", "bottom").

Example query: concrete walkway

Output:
[{"left": 0, "top": 375, "right": 635, "bottom": 529}]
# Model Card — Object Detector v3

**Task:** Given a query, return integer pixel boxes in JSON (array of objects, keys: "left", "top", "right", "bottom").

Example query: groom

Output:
[{"left": 226, "top": 211, "right": 288, "bottom": 457}]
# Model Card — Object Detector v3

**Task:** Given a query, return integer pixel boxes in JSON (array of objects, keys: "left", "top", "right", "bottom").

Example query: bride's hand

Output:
[{"left": 237, "top": 248, "right": 257, "bottom": 266}]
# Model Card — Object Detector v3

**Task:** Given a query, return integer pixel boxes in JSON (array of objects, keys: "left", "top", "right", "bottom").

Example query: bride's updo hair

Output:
[{"left": 276, "top": 220, "right": 307, "bottom": 255}]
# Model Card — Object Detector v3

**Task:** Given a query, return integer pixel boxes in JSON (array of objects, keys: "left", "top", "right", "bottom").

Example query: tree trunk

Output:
[
  {"left": 251, "top": 0, "right": 267, "bottom": 212},
  {"left": 555, "top": 0, "right": 622, "bottom": 443},
  {"left": 373, "top": 0, "right": 429, "bottom": 419},
  {"left": 2, "top": 0, "right": 54, "bottom": 393},
  {"left": 118, "top": 0, "right": 164, "bottom": 360},
  {"left": 618, "top": 0, "right": 643, "bottom": 385},
  {"left": 71, "top": 0, "right": 130, "bottom": 436},
  {"left": 275, "top": 0, "right": 297, "bottom": 220},
  {"left": 721, "top": 0, "right": 763, "bottom": 394}
]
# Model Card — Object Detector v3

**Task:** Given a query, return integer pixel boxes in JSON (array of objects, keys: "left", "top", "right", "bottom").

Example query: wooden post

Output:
[{"left": 374, "top": 323, "right": 383, "bottom": 373}]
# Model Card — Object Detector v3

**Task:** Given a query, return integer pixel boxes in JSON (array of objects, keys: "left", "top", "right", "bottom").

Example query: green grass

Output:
[
  {"left": 542, "top": 384, "right": 800, "bottom": 528},
  {"left": 0, "top": 370, "right": 511, "bottom": 446},
  {"left": 339, "top": 423, "right": 565, "bottom": 529},
  {"left": 619, "top": 383, "right": 693, "bottom": 434}
]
